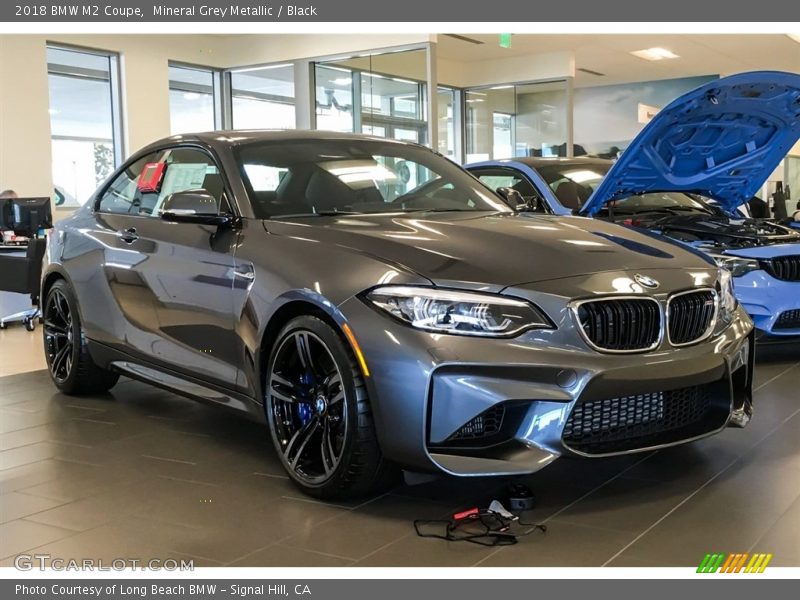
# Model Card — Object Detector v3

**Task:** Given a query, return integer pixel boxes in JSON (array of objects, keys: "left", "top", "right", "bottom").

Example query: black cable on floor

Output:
[{"left": 414, "top": 510, "right": 546, "bottom": 547}]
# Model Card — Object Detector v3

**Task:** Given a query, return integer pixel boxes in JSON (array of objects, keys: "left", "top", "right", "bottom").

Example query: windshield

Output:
[
  {"left": 236, "top": 139, "right": 512, "bottom": 218},
  {"left": 535, "top": 161, "right": 714, "bottom": 214}
]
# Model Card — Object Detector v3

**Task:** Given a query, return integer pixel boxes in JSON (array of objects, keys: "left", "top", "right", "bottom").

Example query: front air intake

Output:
[
  {"left": 775, "top": 309, "right": 800, "bottom": 330},
  {"left": 446, "top": 404, "right": 505, "bottom": 441},
  {"left": 562, "top": 383, "right": 728, "bottom": 454},
  {"left": 575, "top": 297, "right": 661, "bottom": 352}
]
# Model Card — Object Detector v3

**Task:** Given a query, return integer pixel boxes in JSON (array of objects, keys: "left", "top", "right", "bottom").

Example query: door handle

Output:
[{"left": 119, "top": 228, "right": 138, "bottom": 243}]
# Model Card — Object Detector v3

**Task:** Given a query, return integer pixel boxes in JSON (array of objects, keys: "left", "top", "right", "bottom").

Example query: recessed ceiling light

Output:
[
  {"left": 332, "top": 78, "right": 352, "bottom": 85},
  {"left": 630, "top": 47, "right": 680, "bottom": 61}
]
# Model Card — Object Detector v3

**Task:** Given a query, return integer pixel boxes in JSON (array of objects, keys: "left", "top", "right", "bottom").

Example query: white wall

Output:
[
  {"left": 0, "top": 36, "right": 52, "bottom": 198},
  {"left": 0, "top": 33, "right": 433, "bottom": 209},
  {"left": 439, "top": 50, "right": 574, "bottom": 88},
  {"left": 0, "top": 34, "right": 235, "bottom": 209},
  {"left": 213, "top": 34, "right": 431, "bottom": 67}
]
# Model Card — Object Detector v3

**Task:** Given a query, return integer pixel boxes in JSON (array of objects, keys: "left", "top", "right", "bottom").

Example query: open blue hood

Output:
[{"left": 581, "top": 71, "right": 800, "bottom": 216}]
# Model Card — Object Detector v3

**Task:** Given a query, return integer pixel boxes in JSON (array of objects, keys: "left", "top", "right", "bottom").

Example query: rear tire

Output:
[
  {"left": 264, "top": 315, "right": 396, "bottom": 500},
  {"left": 42, "top": 280, "right": 119, "bottom": 395}
]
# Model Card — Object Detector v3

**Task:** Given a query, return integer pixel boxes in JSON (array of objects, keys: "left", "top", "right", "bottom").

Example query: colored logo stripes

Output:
[{"left": 697, "top": 552, "right": 773, "bottom": 573}]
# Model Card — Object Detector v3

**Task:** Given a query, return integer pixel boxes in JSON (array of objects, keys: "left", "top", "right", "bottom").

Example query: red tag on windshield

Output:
[{"left": 137, "top": 162, "right": 166, "bottom": 193}]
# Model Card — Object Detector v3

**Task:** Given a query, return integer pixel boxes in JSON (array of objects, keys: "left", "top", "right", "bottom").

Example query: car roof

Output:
[
  {"left": 142, "top": 129, "right": 419, "bottom": 153},
  {"left": 499, "top": 156, "right": 614, "bottom": 169}
]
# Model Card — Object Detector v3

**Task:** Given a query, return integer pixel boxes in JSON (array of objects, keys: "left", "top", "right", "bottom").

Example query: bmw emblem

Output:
[{"left": 634, "top": 274, "right": 660, "bottom": 289}]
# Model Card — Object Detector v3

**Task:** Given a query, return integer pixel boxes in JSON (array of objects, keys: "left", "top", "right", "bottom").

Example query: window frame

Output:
[
  {"left": 226, "top": 62, "right": 297, "bottom": 130},
  {"left": 94, "top": 143, "right": 239, "bottom": 220},
  {"left": 167, "top": 61, "right": 224, "bottom": 134},
  {"left": 46, "top": 42, "right": 126, "bottom": 209},
  {"left": 468, "top": 165, "right": 552, "bottom": 214}
]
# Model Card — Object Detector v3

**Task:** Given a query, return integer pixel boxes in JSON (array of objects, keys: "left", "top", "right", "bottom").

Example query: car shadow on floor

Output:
[{"left": 756, "top": 338, "right": 800, "bottom": 363}]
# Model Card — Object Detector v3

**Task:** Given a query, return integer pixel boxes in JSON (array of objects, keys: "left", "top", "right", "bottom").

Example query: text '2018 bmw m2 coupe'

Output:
[{"left": 43, "top": 131, "right": 754, "bottom": 498}]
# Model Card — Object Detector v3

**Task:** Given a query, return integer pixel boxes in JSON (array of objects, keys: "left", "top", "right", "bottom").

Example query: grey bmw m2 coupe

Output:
[{"left": 43, "top": 130, "right": 754, "bottom": 498}]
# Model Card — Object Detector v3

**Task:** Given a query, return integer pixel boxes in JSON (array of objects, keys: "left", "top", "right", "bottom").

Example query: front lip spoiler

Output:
[{"left": 560, "top": 418, "right": 731, "bottom": 459}]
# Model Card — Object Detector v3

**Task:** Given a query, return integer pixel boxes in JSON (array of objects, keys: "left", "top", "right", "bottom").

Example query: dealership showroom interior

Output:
[{"left": 1, "top": 32, "right": 800, "bottom": 569}]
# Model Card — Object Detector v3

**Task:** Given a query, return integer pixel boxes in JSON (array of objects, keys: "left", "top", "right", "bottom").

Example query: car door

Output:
[
  {"left": 91, "top": 146, "right": 241, "bottom": 389},
  {"left": 468, "top": 166, "right": 550, "bottom": 213}
]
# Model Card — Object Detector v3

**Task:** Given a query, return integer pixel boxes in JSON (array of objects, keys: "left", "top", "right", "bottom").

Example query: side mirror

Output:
[
  {"left": 160, "top": 189, "right": 231, "bottom": 226},
  {"left": 496, "top": 187, "right": 530, "bottom": 211}
]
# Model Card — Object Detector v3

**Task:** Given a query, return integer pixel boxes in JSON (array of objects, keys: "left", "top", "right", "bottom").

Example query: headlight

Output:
[
  {"left": 717, "top": 268, "right": 738, "bottom": 321},
  {"left": 709, "top": 254, "right": 760, "bottom": 277},
  {"left": 365, "top": 286, "right": 553, "bottom": 337}
]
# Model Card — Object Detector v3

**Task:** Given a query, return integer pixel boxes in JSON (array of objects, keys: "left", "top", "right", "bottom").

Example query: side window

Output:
[
  {"left": 97, "top": 152, "right": 161, "bottom": 215},
  {"left": 472, "top": 168, "right": 538, "bottom": 198},
  {"left": 96, "top": 147, "right": 230, "bottom": 217},
  {"left": 153, "top": 147, "right": 230, "bottom": 216}
]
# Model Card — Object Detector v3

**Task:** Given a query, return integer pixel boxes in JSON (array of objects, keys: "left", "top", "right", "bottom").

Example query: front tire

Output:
[
  {"left": 265, "top": 315, "right": 395, "bottom": 499},
  {"left": 43, "top": 280, "right": 119, "bottom": 395}
]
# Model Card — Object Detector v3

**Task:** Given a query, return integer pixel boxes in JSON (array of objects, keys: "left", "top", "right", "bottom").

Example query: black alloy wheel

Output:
[
  {"left": 265, "top": 315, "right": 395, "bottom": 499},
  {"left": 268, "top": 329, "right": 349, "bottom": 485},
  {"left": 44, "top": 287, "right": 74, "bottom": 383},
  {"left": 42, "top": 280, "right": 119, "bottom": 395}
]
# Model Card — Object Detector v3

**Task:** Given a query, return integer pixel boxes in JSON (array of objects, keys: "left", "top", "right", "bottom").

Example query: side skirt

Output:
[{"left": 86, "top": 340, "right": 266, "bottom": 423}]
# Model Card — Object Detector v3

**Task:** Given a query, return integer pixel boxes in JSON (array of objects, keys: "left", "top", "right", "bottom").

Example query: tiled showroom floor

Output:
[{"left": 0, "top": 342, "right": 798, "bottom": 568}]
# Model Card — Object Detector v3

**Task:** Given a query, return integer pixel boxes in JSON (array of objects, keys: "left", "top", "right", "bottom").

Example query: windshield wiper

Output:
[
  {"left": 390, "top": 208, "right": 502, "bottom": 214},
  {"left": 271, "top": 210, "right": 364, "bottom": 218}
]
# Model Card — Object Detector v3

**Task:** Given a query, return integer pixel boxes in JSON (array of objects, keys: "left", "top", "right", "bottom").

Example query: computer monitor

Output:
[
  {"left": 0, "top": 197, "right": 11, "bottom": 230},
  {"left": 9, "top": 197, "right": 52, "bottom": 237}
]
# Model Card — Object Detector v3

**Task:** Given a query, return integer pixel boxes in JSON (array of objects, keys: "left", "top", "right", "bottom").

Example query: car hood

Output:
[
  {"left": 582, "top": 71, "right": 800, "bottom": 216},
  {"left": 264, "top": 212, "right": 710, "bottom": 289}
]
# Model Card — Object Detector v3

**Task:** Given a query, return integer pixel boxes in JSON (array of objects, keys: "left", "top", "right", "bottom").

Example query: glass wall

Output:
[
  {"left": 573, "top": 75, "right": 715, "bottom": 157},
  {"left": 785, "top": 156, "right": 799, "bottom": 215},
  {"left": 465, "top": 86, "right": 514, "bottom": 162},
  {"left": 46, "top": 45, "right": 122, "bottom": 208},
  {"left": 514, "top": 81, "right": 568, "bottom": 157},
  {"left": 230, "top": 64, "right": 296, "bottom": 129},
  {"left": 313, "top": 48, "right": 429, "bottom": 145},
  {"left": 314, "top": 64, "right": 355, "bottom": 132},
  {"left": 168, "top": 64, "right": 219, "bottom": 135},
  {"left": 465, "top": 81, "right": 568, "bottom": 162},
  {"left": 436, "top": 87, "right": 457, "bottom": 160}
]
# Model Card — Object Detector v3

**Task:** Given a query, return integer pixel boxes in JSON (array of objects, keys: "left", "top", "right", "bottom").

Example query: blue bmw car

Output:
[{"left": 468, "top": 71, "right": 800, "bottom": 338}]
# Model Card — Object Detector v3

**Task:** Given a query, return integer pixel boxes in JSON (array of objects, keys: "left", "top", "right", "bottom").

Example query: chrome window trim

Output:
[
  {"left": 665, "top": 287, "right": 719, "bottom": 348},
  {"left": 569, "top": 295, "right": 664, "bottom": 355}
]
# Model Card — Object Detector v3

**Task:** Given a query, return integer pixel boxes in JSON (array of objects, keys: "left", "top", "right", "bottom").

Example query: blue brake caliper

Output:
[{"left": 295, "top": 372, "right": 314, "bottom": 425}]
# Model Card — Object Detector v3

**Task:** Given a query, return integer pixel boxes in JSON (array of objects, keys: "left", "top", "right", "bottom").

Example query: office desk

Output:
[{"left": 0, "top": 246, "right": 35, "bottom": 327}]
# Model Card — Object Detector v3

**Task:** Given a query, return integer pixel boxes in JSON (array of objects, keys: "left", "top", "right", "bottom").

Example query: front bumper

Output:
[
  {"left": 340, "top": 297, "right": 754, "bottom": 477},
  {"left": 734, "top": 270, "right": 800, "bottom": 336}
]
